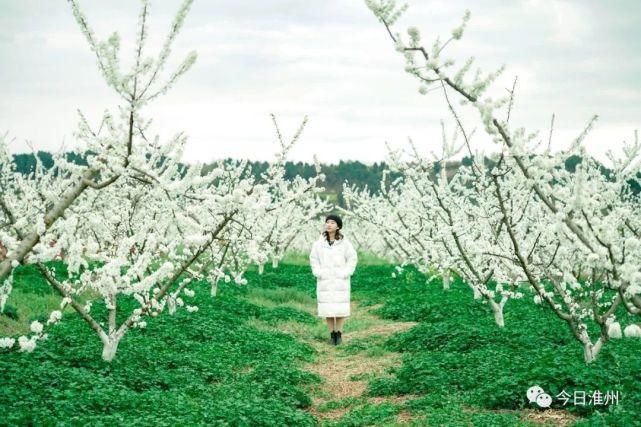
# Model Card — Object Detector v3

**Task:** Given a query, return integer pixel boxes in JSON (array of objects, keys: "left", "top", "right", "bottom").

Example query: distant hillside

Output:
[
  {"left": 205, "top": 160, "right": 404, "bottom": 206},
  {"left": 10, "top": 152, "right": 641, "bottom": 208}
]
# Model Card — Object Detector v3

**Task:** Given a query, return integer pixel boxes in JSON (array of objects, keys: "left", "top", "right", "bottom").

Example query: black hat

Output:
[{"left": 325, "top": 214, "right": 343, "bottom": 229}]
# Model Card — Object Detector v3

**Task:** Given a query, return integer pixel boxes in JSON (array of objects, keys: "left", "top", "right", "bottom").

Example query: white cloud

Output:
[
  {"left": 545, "top": 0, "right": 591, "bottom": 45},
  {"left": 0, "top": 0, "right": 639, "bottom": 166}
]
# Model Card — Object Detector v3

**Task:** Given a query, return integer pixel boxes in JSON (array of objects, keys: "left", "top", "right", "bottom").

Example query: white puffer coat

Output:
[{"left": 309, "top": 234, "right": 358, "bottom": 317}]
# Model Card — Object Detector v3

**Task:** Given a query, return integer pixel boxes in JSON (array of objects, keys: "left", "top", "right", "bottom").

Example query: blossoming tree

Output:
[
  {"left": 363, "top": 0, "right": 641, "bottom": 362},
  {"left": 343, "top": 132, "right": 527, "bottom": 326},
  {"left": 0, "top": 0, "right": 200, "bottom": 354},
  {"left": 1, "top": 0, "right": 326, "bottom": 361}
]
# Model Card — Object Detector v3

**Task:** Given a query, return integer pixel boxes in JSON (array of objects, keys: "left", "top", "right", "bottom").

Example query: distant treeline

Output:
[
  {"left": 204, "top": 160, "right": 403, "bottom": 206},
  {"left": 10, "top": 151, "right": 404, "bottom": 207},
  {"left": 9, "top": 151, "right": 641, "bottom": 207},
  {"left": 12, "top": 151, "right": 89, "bottom": 173}
]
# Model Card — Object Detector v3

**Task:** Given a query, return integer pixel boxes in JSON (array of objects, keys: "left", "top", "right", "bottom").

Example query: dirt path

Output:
[{"left": 300, "top": 301, "right": 420, "bottom": 423}]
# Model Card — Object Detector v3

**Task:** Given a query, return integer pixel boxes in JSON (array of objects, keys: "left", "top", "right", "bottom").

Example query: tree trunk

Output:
[
  {"left": 582, "top": 336, "right": 603, "bottom": 364},
  {"left": 102, "top": 296, "right": 122, "bottom": 361},
  {"left": 211, "top": 279, "right": 219, "bottom": 297},
  {"left": 108, "top": 295, "right": 117, "bottom": 333},
  {"left": 442, "top": 273, "right": 450, "bottom": 290},
  {"left": 489, "top": 299, "right": 505, "bottom": 327},
  {"left": 272, "top": 258, "right": 279, "bottom": 269},
  {"left": 101, "top": 335, "right": 121, "bottom": 362},
  {"left": 258, "top": 264, "right": 264, "bottom": 275},
  {"left": 167, "top": 296, "right": 176, "bottom": 315}
]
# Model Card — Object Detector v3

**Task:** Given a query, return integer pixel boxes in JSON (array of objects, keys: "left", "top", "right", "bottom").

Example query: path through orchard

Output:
[
  {"left": 245, "top": 287, "right": 421, "bottom": 423},
  {"left": 302, "top": 302, "right": 419, "bottom": 422},
  {"left": 2, "top": 263, "right": 632, "bottom": 425},
  {"left": 245, "top": 266, "right": 584, "bottom": 426}
]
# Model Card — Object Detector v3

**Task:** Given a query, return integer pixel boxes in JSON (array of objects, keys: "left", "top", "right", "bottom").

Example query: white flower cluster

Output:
[{"left": 0, "top": 337, "right": 15, "bottom": 349}]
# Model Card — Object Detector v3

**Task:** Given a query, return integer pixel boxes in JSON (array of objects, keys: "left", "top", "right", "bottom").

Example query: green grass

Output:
[
  {"left": 352, "top": 265, "right": 641, "bottom": 426},
  {"left": 0, "top": 261, "right": 96, "bottom": 335},
  {"left": 0, "top": 290, "right": 73, "bottom": 335},
  {"left": 281, "top": 250, "right": 390, "bottom": 266},
  {"left": 245, "top": 286, "right": 317, "bottom": 315},
  {"left": 1, "top": 258, "right": 640, "bottom": 425},
  {"left": 341, "top": 335, "right": 388, "bottom": 356},
  {"left": 324, "top": 402, "right": 401, "bottom": 427},
  {"left": 317, "top": 396, "right": 367, "bottom": 412},
  {"left": 0, "top": 264, "right": 321, "bottom": 425}
]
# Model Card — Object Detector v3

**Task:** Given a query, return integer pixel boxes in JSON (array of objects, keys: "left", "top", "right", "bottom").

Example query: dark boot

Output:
[
  {"left": 335, "top": 330, "right": 342, "bottom": 345},
  {"left": 330, "top": 330, "right": 337, "bottom": 345}
]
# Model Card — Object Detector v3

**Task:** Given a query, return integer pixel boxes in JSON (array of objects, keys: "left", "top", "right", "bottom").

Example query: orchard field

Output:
[
  {"left": 2, "top": 0, "right": 641, "bottom": 426},
  {"left": 2, "top": 255, "right": 639, "bottom": 426}
]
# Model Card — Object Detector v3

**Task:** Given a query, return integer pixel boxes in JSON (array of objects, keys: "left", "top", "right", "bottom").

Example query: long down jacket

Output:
[{"left": 309, "top": 234, "right": 358, "bottom": 317}]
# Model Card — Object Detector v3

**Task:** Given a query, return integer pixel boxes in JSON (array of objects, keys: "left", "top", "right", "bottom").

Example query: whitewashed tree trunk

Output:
[
  {"left": 258, "top": 263, "right": 265, "bottom": 275},
  {"left": 582, "top": 340, "right": 604, "bottom": 364},
  {"left": 489, "top": 299, "right": 505, "bottom": 328},
  {"left": 167, "top": 296, "right": 177, "bottom": 315},
  {"left": 272, "top": 258, "right": 279, "bottom": 269},
  {"left": 100, "top": 333, "right": 122, "bottom": 362},
  {"left": 211, "top": 279, "right": 220, "bottom": 297},
  {"left": 107, "top": 295, "right": 117, "bottom": 334},
  {"left": 442, "top": 272, "right": 450, "bottom": 290}
]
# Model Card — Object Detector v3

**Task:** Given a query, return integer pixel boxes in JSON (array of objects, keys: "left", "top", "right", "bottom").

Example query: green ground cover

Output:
[{"left": 1, "top": 257, "right": 639, "bottom": 426}]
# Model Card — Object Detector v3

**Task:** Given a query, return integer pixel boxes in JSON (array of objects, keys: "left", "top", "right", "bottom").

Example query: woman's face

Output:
[{"left": 325, "top": 219, "right": 338, "bottom": 233}]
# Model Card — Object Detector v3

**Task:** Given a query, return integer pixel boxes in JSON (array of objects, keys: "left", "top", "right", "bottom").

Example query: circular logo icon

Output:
[
  {"left": 536, "top": 393, "right": 552, "bottom": 408},
  {"left": 527, "top": 385, "right": 545, "bottom": 403}
]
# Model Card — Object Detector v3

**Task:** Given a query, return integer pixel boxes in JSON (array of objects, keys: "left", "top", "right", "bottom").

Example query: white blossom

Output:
[
  {"left": 18, "top": 336, "right": 37, "bottom": 353},
  {"left": 607, "top": 322, "right": 622, "bottom": 339},
  {"left": 47, "top": 310, "right": 63, "bottom": 325},
  {"left": 623, "top": 324, "right": 641, "bottom": 338},
  {"left": 0, "top": 337, "right": 15, "bottom": 349},
  {"left": 30, "top": 320, "right": 44, "bottom": 334}
]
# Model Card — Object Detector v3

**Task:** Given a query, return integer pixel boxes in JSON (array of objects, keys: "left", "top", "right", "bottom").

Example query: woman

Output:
[{"left": 309, "top": 214, "right": 358, "bottom": 345}]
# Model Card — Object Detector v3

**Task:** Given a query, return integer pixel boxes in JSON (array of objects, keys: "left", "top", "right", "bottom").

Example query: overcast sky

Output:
[{"left": 1, "top": 0, "right": 639, "bottom": 165}]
